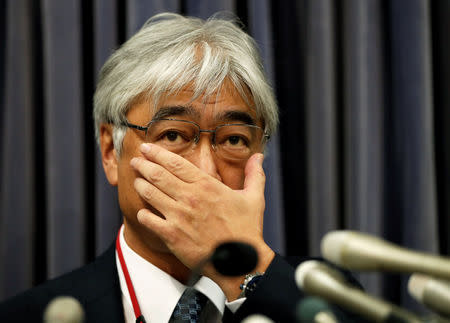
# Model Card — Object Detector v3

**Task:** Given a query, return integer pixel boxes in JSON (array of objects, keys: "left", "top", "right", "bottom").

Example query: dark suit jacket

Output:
[
  {"left": 0, "top": 244, "right": 364, "bottom": 322},
  {"left": 0, "top": 244, "right": 124, "bottom": 323}
]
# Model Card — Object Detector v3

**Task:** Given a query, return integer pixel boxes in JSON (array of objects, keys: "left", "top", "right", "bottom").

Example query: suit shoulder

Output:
[{"left": 0, "top": 244, "right": 117, "bottom": 323}]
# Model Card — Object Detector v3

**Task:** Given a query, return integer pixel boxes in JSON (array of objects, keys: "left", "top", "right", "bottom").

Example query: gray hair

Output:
[{"left": 93, "top": 12, "right": 278, "bottom": 155}]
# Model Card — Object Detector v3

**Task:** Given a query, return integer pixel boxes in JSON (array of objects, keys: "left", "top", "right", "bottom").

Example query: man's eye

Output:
[
  {"left": 156, "top": 130, "right": 188, "bottom": 144},
  {"left": 225, "top": 135, "right": 248, "bottom": 147},
  {"left": 164, "top": 131, "right": 180, "bottom": 142}
]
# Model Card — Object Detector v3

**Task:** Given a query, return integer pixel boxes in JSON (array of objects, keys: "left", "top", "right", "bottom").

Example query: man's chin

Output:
[{"left": 123, "top": 218, "right": 168, "bottom": 250}]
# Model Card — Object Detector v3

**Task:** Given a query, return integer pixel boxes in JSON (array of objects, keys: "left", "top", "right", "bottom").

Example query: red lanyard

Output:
[{"left": 116, "top": 229, "right": 146, "bottom": 323}]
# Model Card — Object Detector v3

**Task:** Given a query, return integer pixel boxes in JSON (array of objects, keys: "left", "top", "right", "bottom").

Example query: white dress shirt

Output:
[{"left": 116, "top": 225, "right": 245, "bottom": 323}]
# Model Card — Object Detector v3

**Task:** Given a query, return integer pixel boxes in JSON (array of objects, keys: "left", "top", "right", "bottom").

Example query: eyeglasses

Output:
[{"left": 121, "top": 118, "right": 269, "bottom": 161}]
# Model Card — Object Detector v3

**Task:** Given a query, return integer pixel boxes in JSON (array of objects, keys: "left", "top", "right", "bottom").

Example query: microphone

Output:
[
  {"left": 211, "top": 241, "right": 258, "bottom": 276},
  {"left": 295, "top": 260, "right": 422, "bottom": 323},
  {"left": 43, "top": 296, "right": 85, "bottom": 323},
  {"left": 321, "top": 231, "right": 450, "bottom": 280},
  {"left": 241, "top": 314, "right": 275, "bottom": 323},
  {"left": 408, "top": 273, "right": 450, "bottom": 318},
  {"left": 188, "top": 241, "right": 258, "bottom": 285},
  {"left": 296, "top": 296, "right": 337, "bottom": 323}
]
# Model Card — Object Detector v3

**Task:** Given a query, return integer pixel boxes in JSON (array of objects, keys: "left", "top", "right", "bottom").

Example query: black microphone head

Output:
[{"left": 211, "top": 241, "right": 258, "bottom": 276}]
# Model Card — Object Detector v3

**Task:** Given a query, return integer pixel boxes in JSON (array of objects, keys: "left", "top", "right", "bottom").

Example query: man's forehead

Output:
[
  {"left": 160, "top": 80, "right": 251, "bottom": 105},
  {"left": 126, "top": 79, "right": 260, "bottom": 126}
]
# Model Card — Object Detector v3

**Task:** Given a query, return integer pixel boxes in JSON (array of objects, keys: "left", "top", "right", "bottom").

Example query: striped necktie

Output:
[{"left": 169, "top": 288, "right": 221, "bottom": 323}]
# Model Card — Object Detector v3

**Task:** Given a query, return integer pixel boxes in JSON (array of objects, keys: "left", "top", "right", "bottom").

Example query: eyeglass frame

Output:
[{"left": 120, "top": 117, "right": 270, "bottom": 154}]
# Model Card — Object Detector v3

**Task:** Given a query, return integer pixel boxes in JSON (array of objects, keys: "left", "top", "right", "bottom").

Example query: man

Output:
[{"left": 0, "top": 13, "right": 359, "bottom": 323}]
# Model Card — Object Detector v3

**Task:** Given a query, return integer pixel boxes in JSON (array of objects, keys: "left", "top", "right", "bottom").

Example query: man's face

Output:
[{"left": 112, "top": 81, "right": 262, "bottom": 249}]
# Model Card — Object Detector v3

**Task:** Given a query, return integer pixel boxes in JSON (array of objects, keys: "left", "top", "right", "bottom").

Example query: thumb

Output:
[{"left": 243, "top": 153, "right": 266, "bottom": 196}]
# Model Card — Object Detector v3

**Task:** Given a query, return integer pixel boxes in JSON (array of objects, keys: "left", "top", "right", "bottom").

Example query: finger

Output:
[
  {"left": 139, "top": 143, "right": 203, "bottom": 182},
  {"left": 243, "top": 153, "right": 266, "bottom": 197},
  {"left": 134, "top": 177, "right": 177, "bottom": 214},
  {"left": 136, "top": 208, "right": 172, "bottom": 242},
  {"left": 131, "top": 157, "right": 185, "bottom": 198}
]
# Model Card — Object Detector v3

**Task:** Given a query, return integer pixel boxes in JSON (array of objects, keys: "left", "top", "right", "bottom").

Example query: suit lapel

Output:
[{"left": 81, "top": 244, "right": 125, "bottom": 323}]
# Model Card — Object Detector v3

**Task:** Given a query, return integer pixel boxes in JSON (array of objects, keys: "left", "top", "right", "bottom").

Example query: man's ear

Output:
[{"left": 99, "top": 124, "right": 118, "bottom": 186}]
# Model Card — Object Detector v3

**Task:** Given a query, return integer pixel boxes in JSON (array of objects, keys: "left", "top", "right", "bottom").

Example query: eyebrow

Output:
[
  {"left": 215, "top": 110, "right": 256, "bottom": 125},
  {"left": 152, "top": 105, "right": 200, "bottom": 120}
]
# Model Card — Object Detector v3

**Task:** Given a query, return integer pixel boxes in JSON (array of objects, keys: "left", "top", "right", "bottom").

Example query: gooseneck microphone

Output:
[
  {"left": 296, "top": 296, "right": 337, "bottom": 323},
  {"left": 408, "top": 273, "right": 450, "bottom": 318},
  {"left": 188, "top": 241, "right": 258, "bottom": 285},
  {"left": 321, "top": 231, "right": 450, "bottom": 280},
  {"left": 295, "top": 260, "right": 422, "bottom": 323},
  {"left": 43, "top": 296, "right": 85, "bottom": 323}
]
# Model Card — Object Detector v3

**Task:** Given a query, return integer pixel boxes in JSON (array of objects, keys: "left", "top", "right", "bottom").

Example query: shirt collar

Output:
[{"left": 116, "top": 225, "right": 226, "bottom": 322}]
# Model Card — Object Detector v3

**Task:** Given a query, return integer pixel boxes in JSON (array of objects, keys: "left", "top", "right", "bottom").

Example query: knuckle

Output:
[
  {"left": 186, "top": 195, "right": 201, "bottom": 210},
  {"left": 148, "top": 167, "right": 164, "bottom": 183},
  {"left": 141, "top": 184, "right": 156, "bottom": 201},
  {"left": 164, "top": 225, "right": 175, "bottom": 241},
  {"left": 200, "top": 179, "right": 216, "bottom": 192},
  {"left": 167, "top": 157, "right": 184, "bottom": 172},
  {"left": 165, "top": 223, "right": 181, "bottom": 245}
]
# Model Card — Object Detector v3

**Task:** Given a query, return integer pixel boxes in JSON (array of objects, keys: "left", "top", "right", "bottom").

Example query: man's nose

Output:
[{"left": 187, "top": 137, "right": 222, "bottom": 181}]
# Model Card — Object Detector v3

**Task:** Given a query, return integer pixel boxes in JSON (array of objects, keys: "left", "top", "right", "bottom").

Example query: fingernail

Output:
[
  {"left": 130, "top": 157, "right": 138, "bottom": 168},
  {"left": 257, "top": 153, "right": 264, "bottom": 165},
  {"left": 140, "top": 143, "right": 151, "bottom": 153},
  {"left": 136, "top": 209, "right": 145, "bottom": 222}
]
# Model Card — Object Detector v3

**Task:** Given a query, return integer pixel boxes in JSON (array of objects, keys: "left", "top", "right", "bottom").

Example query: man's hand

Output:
[{"left": 130, "top": 143, "right": 274, "bottom": 299}]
